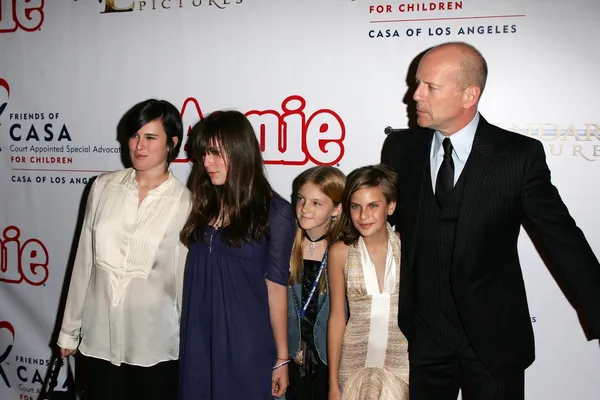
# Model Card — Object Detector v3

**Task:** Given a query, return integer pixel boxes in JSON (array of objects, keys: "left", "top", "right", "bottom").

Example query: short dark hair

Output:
[
  {"left": 340, "top": 164, "right": 398, "bottom": 245},
  {"left": 124, "top": 99, "right": 183, "bottom": 165}
]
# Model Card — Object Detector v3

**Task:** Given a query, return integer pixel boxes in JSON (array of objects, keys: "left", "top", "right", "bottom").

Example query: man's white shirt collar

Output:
[{"left": 431, "top": 113, "right": 480, "bottom": 161}]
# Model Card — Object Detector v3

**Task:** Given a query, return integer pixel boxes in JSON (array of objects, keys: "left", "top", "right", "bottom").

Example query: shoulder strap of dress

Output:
[
  {"left": 344, "top": 241, "right": 361, "bottom": 275},
  {"left": 387, "top": 223, "right": 401, "bottom": 271}
]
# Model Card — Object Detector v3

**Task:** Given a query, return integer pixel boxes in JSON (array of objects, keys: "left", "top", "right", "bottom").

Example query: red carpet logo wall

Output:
[
  {"left": 177, "top": 95, "right": 346, "bottom": 166},
  {"left": 0, "top": 321, "right": 63, "bottom": 399},
  {"left": 367, "top": 1, "right": 524, "bottom": 39},
  {"left": 0, "top": 78, "right": 9, "bottom": 117},
  {"left": 1, "top": 1, "right": 599, "bottom": 399},
  {"left": 87, "top": 0, "right": 242, "bottom": 13},
  {"left": 0, "top": 0, "right": 44, "bottom": 33},
  {"left": 0, "top": 322, "right": 15, "bottom": 389},
  {"left": 0, "top": 226, "right": 49, "bottom": 286},
  {"left": 1, "top": 76, "right": 119, "bottom": 185},
  {"left": 2, "top": 80, "right": 347, "bottom": 188},
  {"left": 497, "top": 122, "right": 600, "bottom": 162}
]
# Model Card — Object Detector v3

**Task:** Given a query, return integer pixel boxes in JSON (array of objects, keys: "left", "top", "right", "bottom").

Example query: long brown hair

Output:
[
  {"left": 289, "top": 166, "right": 346, "bottom": 293},
  {"left": 340, "top": 164, "right": 397, "bottom": 246},
  {"left": 180, "top": 110, "right": 273, "bottom": 247}
]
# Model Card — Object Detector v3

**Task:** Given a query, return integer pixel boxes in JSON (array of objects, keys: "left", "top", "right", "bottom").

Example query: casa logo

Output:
[
  {"left": 0, "top": 78, "right": 72, "bottom": 144},
  {"left": 3, "top": 77, "right": 122, "bottom": 174},
  {"left": 87, "top": 0, "right": 242, "bottom": 13},
  {"left": 0, "top": 321, "right": 65, "bottom": 397},
  {"left": 0, "top": 0, "right": 45, "bottom": 33},
  {"left": 0, "top": 321, "right": 15, "bottom": 388},
  {"left": 0, "top": 78, "right": 8, "bottom": 117},
  {"left": 0, "top": 226, "right": 50, "bottom": 286},
  {"left": 176, "top": 95, "right": 346, "bottom": 166}
]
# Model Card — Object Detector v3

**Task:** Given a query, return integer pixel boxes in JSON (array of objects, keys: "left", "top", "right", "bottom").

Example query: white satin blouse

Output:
[{"left": 57, "top": 168, "right": 192, "bottom": 366}]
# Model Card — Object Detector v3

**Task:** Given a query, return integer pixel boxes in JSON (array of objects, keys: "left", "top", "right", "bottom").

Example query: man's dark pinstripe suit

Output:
[{"left": 382, "top": 115, "right": 600, "bottom": 399}]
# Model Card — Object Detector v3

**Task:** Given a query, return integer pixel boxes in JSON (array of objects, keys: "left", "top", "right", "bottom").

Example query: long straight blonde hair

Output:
[{"left": 289, "top": 166, "right": 346, "bottom": 293}]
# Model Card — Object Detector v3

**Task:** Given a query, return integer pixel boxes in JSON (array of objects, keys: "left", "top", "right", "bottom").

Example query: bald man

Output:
[{"left": 381, "top": 42, "right": 600, "bottom": 399}]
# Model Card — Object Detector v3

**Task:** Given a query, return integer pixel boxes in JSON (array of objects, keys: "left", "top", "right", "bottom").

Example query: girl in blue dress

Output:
[{"left": 178, "top": 110, "right": 295, "bottom": 399}]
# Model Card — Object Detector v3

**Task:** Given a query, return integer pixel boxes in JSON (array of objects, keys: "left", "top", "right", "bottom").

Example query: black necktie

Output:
[{"left": 435, "top": 137, "right": 454, "bottom": 208}]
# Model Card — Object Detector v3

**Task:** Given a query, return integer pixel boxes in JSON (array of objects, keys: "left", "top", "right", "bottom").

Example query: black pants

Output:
[
  {"left": 286, "top": 359, "right": 329, "bottom": 400},
  {"left": 409, "top": 314, "right": 524, "bottom": 400},
  {"left": 81, "top": 355, "right": 178, "bottom": 400}
]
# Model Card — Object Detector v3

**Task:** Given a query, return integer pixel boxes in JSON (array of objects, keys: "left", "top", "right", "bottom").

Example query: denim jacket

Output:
[{"left": 287, "top": 254, "right": 330, "bottom": 365}]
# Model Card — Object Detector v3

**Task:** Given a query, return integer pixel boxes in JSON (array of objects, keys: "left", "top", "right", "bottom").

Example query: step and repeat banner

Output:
[{"left": 1, "top": 0, "right": 599, "bottom": 398}]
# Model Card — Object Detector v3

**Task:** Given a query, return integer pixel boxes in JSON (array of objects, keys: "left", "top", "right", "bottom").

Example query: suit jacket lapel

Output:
[{"left": 452, "top": 116, "right": 502, "bottom": 264}]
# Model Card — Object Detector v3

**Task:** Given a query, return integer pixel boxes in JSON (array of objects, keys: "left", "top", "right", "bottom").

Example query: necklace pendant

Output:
[
  {"left": 309, "top": 241, "right": 316, "bottom": 255},
  {"left": 305, "top": 232, "right": 327, "bottom": 256}
]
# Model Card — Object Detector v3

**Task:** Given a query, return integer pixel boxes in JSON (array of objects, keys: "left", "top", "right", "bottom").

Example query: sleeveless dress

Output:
[{"left": 339, "top": 223, "right": 409, "bottom": 400}]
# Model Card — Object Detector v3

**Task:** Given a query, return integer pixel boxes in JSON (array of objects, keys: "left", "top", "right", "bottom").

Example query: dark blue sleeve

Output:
[
  {"left": 264, "top": 196, "right": 295, "bottom": 286},
  {"left": 178, "top": 249, "right": 209, "bottom": 400}
]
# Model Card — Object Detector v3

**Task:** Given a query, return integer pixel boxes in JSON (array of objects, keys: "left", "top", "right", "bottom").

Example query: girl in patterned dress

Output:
[{"left": 327, "top": 165, "right": 409, "bottom": 400}]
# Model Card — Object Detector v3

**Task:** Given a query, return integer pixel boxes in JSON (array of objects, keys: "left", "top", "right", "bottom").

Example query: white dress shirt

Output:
[
  {"left": 430, "top": 113, "right": 480, "bottom": 191},
  {"left": 57, "top": 168, "right": 192, "bottom": 367}
]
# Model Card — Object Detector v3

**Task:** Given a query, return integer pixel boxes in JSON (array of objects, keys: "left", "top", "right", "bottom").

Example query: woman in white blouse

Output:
[{"left": 57, "top": 99, "right": 192, "bottom": 400}]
